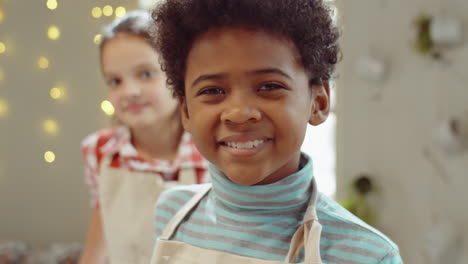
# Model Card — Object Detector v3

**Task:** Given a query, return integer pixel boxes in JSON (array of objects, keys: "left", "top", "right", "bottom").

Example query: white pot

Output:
[{"left": 430, "top": 16, "right": 464, "bottom": 47}]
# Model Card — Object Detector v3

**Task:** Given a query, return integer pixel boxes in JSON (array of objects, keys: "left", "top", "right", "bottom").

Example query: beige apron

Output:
[
  {"left": 98, "top": 155, "right": 197, "bottom": 264},
  {"left": 150, "top": 181, "right": 323, "bottom": 264}
]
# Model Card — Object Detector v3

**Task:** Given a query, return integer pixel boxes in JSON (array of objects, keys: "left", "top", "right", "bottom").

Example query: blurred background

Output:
[{"left": 0, "top": 0, "right": 467, "bottom": 263}]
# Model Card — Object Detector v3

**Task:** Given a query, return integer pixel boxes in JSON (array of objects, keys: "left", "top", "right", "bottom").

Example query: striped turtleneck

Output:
[
  {"left": 154, "top": 153, "right": 403, "bottom": 263},
  {"left": 156, "top": 154, "right": 314, "bottom": 260},
  {"left": 209, "top": 153, "right": 313, "bottom": 213}
]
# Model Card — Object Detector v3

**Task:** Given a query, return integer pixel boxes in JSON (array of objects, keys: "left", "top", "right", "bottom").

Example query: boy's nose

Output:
[{"left": 220, "top": 104, "right": 262, "bottom": 124}]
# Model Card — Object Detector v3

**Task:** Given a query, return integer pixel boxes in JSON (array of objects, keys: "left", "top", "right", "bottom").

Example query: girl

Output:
[
  {"left": 149, "top": 0, "right": 403, "bottom": 263},
  {"left": 79, "top": 10, "right": 208, "bottom": 264}
]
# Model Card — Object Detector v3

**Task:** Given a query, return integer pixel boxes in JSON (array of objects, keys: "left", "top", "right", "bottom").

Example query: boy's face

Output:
[{"left": 182, "top": 27, "right": 330, "bottom": 185}]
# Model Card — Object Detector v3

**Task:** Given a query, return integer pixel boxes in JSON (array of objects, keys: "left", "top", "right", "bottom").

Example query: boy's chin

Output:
[
  {"left": 226, "top": 176, "right": 260, "bottom": 186},
  {"left": 223, "top": 170, "right": 270, "bottom": 186}
]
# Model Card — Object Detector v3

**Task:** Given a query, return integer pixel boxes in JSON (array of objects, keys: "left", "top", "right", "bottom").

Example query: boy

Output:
[{"left": 150, "top": 0, "right": 403, "bottom": 263}]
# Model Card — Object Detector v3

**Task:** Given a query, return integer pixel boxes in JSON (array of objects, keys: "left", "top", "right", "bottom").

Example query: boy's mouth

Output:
[
  {"left": 218, "top": 136, "right": 273, "bottom": 156},
  {"left": 222, "top": 140, "right": 265, "bottom": 149}
]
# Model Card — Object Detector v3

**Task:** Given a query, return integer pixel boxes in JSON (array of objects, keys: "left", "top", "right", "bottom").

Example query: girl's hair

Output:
[
  {"left": 151, "top": 0, "right": 341, "bottom": 97},
  {"left": 98, "top": 10, "right": 155, "bottom": 126},
  {"left": 99, "top": 10, "right": 154, "bottom": 51}
]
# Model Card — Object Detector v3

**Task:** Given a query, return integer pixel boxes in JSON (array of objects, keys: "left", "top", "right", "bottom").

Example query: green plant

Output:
[{"left": 414, "top": 14, "right": 433, "bottom": 54}]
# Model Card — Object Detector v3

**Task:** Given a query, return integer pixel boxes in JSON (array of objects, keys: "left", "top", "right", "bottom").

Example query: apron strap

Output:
[
  {"left": 304, "top": 219, "right": 323, "bottom": 263},
  {"left": 285, "top": 218, "right": 322, "bottom": 263},
  {"left": 178, "top": 167, "right": 197, "bottom": 185},
  {"left": 103, "top": 153, "right": 197, "bottom": 185},
  {"left": 99, "top": 154, "right": 114, "bottom": 177},
  {"left": 159, "top": 184, "right": 212, "bottom": 240},
  {"left": 284, "top": 179, "right": 322, "bottom": 263},
  {"left": 101, "top": 155, "right": 113, "bottom": 168}
]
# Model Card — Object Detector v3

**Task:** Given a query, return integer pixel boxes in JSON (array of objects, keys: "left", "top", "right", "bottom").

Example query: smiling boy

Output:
[
  {"left": 183, "top": 27, "right": 326, "bottom": 186},
  {"left": 149, "top": 0, "right": 403, "bottom": 263}
]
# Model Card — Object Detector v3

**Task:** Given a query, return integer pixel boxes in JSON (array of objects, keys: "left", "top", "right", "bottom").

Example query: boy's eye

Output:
[
  {"left": 197, "top": 87, "right": 225, "bottom": 96},
  {"left": 258, "top": 83, "right": 285, "bottom": 91}
]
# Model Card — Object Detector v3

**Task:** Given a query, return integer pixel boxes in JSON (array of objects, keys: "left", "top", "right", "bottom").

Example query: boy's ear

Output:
[
  {"left": 179, "top": 97, "right": 191, "bottom": 132},
  {"left": 309, "top": 81, "right": 331, "bottom": 126}
]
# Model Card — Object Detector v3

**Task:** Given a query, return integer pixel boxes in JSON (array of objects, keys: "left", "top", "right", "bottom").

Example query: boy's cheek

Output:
[{"left": 179, "top": 98, "right": 192, "bottom": 132}]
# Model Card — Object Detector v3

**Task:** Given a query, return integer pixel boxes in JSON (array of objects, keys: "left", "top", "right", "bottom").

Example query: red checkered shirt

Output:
[{"left": 81, "top": 126, "right": 209, "bottom": 208}]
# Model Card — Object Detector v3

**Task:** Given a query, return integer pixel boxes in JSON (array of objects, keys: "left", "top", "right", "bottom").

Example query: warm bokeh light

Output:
[
  {"left": 44, "top": 151, "right": 56, "bottom": 163},
  {"left": 47, "top": 25, "right": 60, "bottom": 40},
  {"left": 0, "top": 98, "right": 9, "bottom": 118},
  {"left": 91, "top": 7, "right": 102, "bottom": 18},
  {"left": 46, "top": 0, "right": 58, "bottom": 10},
  {"left": 0, "top": 42, "right": 6, "bottom": 54},
  {"left": 115, "top": 6, "right": 126, "bottom": 18},
  {"left": 0, "top": 9, "right": 4, "bottom": 23},
  {"left": 42, "top": 119, "right": 59, "bottom": 135},
  {"left": 102, "top": 5, "right": 113, "bottom": 17},
  {"left": 101, "top": 100, "right": 115, "bottom": 116},
  {"left": 94, "top": 34, "right": 102, "bottom": 45},
  {"left": 38, "top": 57, "right": 49, "bottom": 69},
  {"left": 50, "top": 86, "right": 65, "bottom": 100}
]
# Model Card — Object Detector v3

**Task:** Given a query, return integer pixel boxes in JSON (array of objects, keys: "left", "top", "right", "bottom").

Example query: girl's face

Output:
[
  {"left": 182, "top": 27, "right": 330, "bottom": 185},
  {"left": 101, "top": 33, "right": 178, "bottom": 129}
]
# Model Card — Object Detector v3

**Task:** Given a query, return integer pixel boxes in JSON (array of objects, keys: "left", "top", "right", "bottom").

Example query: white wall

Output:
[
  {"left": 335, "top": 0, "right": 468, "bottom": 263},
  {"left": 0, "top": 0, "right": 137, "bottom": 247}
]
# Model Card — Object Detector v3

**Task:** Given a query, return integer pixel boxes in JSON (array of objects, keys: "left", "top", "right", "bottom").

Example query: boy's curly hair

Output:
[{"left": 151, "top": 0, "right": 340, "bottom": 97}]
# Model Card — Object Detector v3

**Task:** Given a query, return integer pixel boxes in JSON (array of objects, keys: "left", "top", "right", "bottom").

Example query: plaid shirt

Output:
[{"left": 81, "top": 126, "right": 208, "bottom": 208}]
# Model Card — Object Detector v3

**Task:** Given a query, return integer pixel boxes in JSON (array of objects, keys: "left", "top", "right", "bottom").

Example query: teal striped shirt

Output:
[{"left": 154, "top": 154, "right": 403, "bottom": 263}]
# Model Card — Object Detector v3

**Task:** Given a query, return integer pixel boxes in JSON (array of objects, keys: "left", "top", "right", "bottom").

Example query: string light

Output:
[
  {"left": 0, "top": 42, "right": 6, "bottom": 54},
  {"left": 102, "top": 5, "right": 113, "bottom": 17},
  {"left": 101, "top": 100, "right": 115, "bottom": 115},
  {"left": 115, "top": 7, "right": 126, "bottom": 18},
  {"left": 91, "top": 7, "right": 102, "bottom": 18},
  {"left": 0, "top": 9, "right": 4, "bottom": 23},
  {"left": 46, "top": 0, "right": 58, "bottom": 10},
  {"left": 0, "top": 98, "right": 9, "bottom": 118},
  {"left": 47, "top": 25, "right": 60, "bottom": 40},
  {"left": 44, "top": 151, "right": 56, "bottom": 163},
  {"left": 42, "top": 119, "right": 59, "bottom": 135},
  {"left": 50, "top": 86, "right": 65, "bottom": 100},
  {"left": 38, "top": 57, "right": 49, "bottom": 69},
  {"left": 93, "top": 34, "right": 102, "bottom": 45}
]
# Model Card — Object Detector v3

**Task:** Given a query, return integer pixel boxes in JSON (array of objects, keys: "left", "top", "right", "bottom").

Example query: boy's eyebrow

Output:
[
  {"left": 191, "top": 73, "right": 228, "bottom": 88},
  {"left": 191, "top": 68, "right": 292, "bottom": 88},
  {"left": 247, "top": 68, "right": 292, "bottom": 80}
]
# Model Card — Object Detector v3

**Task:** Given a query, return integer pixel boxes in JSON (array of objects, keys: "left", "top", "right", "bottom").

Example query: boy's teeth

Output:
[{"left": 226, "top": 140, "right": 264, "bottom": 149}]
